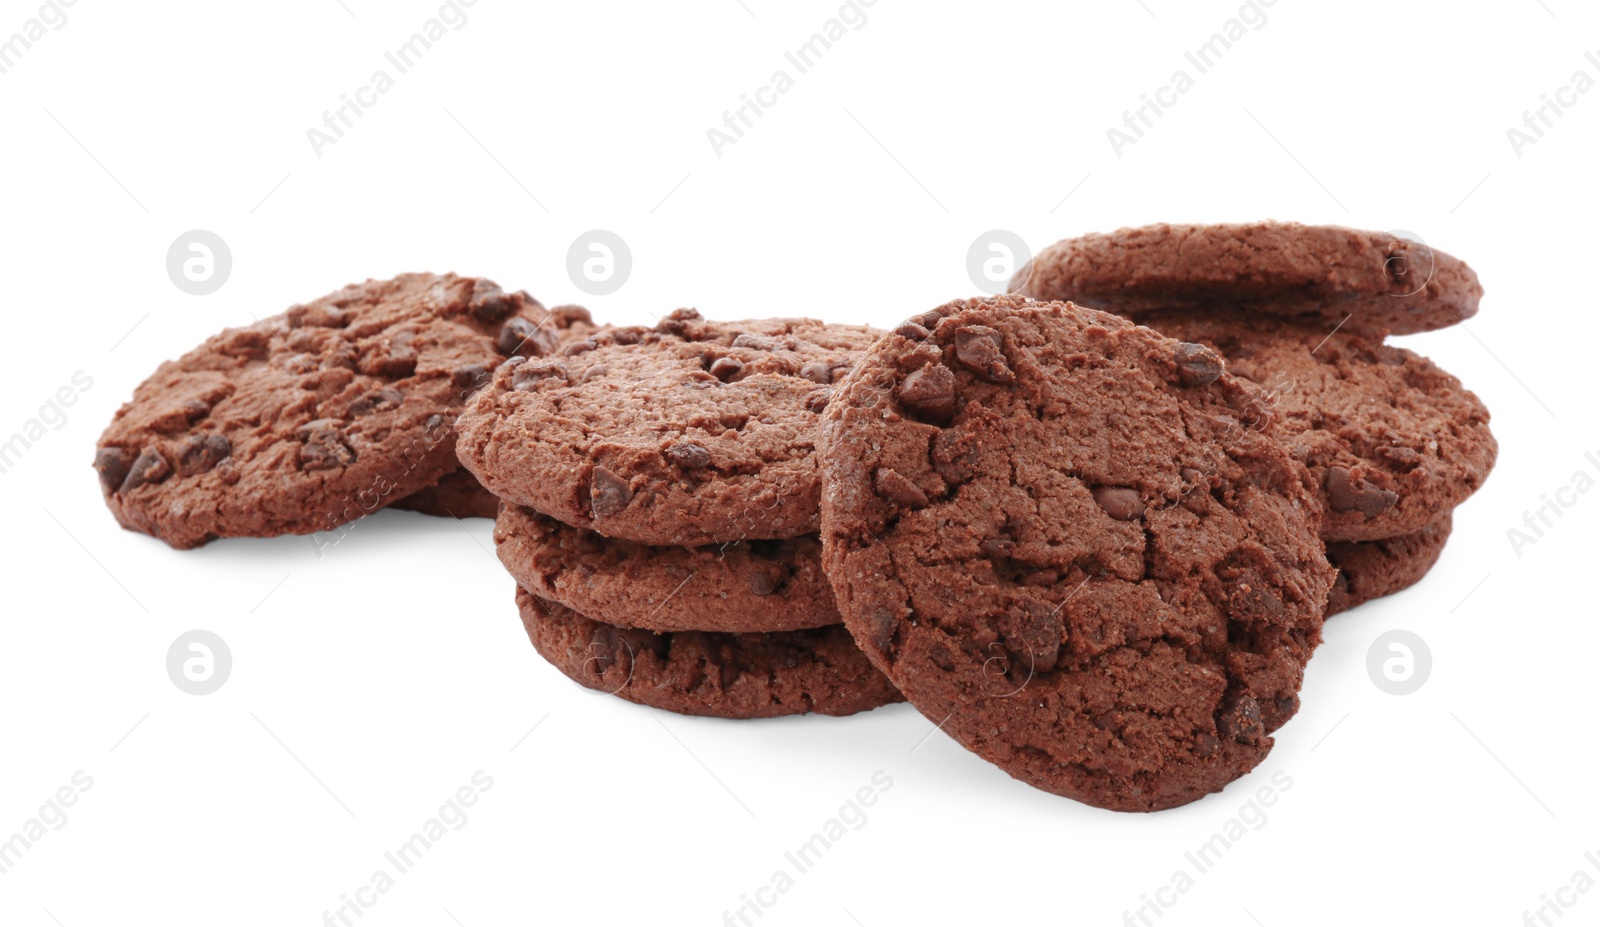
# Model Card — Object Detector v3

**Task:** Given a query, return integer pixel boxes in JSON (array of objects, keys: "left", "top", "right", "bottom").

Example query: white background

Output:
[{"left": 1, "top": 1, "right": 1595, "bottom": 925}]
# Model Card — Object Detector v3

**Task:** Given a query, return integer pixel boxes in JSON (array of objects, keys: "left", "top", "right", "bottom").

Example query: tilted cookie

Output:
[
  {"left": 1015, "top": 222, "right": 1480, "bottom": 337},
  {"left": 821, "top": 296, "right": 1334, "bottom": 812},
  {"left": 95, "top": 273, "right": 592, "bottom": 548}
]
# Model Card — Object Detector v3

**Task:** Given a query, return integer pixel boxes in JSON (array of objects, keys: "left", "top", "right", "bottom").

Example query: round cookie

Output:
[
  {"left": 820, "top": 296, "right": 1335, "bottom": 812},
  {"left": 1133, "top": 308, "right": 1495, "bottom": 542},
  {"left": 496, "top": 505, "right": 837, "bottom": 633},
  {"left": 457, "top": 309, "right": 882, "bottom": 547},
  {"left": 392, "top": 467, "right": 502, "bottom": 519},
  {"left": 1015, "top": 222, "right": 1481, "bottom": 337},
  {"left": 1325, "top": 515, "right": 1453, "bottom": 616},
  {"left": 94, "top": 273, "right": 594, "bottom": 549},
  {"left": 514, "top": 586, "right": 902, "bottom": 719}
]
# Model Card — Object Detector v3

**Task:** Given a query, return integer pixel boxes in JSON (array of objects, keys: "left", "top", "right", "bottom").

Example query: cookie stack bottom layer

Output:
[
  {"left": 1325, "top": 515, "right": 1453, "bottom": 616},
  {"left": 514, "top": 586, "right": 903, "bottom": 719}
]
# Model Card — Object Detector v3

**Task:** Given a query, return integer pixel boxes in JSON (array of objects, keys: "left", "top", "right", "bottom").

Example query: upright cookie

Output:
[
  {"left": 392, "top": 467, "right": 502, "bottom": 520},
  {"left": 515, "top": 587, "right": 902, "bottom": 719},
  {"left": 1016, "top": 222, "right": 1480, "bottom": 337},
  {"left": 95, "top": 273, "right": 593, "bottom": 548},
  {"left": 1134, "top": 309, "right": 1495, "bottom": 542},
  {"left": 1325, "top": 515, "right": 1453, "bottom": 616},
  {"left": 821, "top": 296, "right": 1334, "bottom": 812},
  {"left": 496, "top": 505, "right": 837, "bottom": 633},
  {"left": 457, "top": 309, "right": 881, "bottom": 547}
]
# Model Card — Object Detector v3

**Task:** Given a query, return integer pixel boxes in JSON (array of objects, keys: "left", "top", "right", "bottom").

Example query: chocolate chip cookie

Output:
[
  {"left": 515, "top": 586, "right": 902, "bottom": 719},
  {"left": 1133, "top": 309, "right": 1495, "bottom": 542},
  {"left": 1325, "top": 515, "right": 1453, "bottom": 616},
  {"left": 95, "top": 274, "right": 593, "bottom": 548},
  {"left": 1016, "top": 222, "right": 1481, "bottom": 337},
  {"left": 820, "top": 296, "right": 1334, "bottom": 812},
  {"left": 496, "top": 505, "right": 837, "bottom": 633},
  {"left": 392, "top": 467, "right": 502, "bottom": 519},
  {"left": 457, "top": 309, "right": 882, "bottom": 547}
]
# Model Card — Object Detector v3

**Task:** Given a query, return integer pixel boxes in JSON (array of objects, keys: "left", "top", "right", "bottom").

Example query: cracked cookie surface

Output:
[
  {"left": 514, "top": 585, "right": 902, "bottom": 719},
  {"left": 820, "top": 296, "right": 1334, "bottom": 812},
  {"left": 457, "top": 309, "right": 881, "bottom": 547},
  {"left": 1135, "top": 309, "right": 1495, "bottom": 542},
  {"left": 496, "top": 505, "right": 837, "bottom": 633},
  {"left": 1016, "top": 222, "right": 1480, "bottom": 337},
  {"left": 95, "top": 273, "right": 593, "bottom": 548}
]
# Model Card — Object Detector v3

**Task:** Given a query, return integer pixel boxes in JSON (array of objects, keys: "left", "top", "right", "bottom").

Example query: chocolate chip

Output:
[
  {"left": 216, "top": 459, "right": 241, "bottom": 485},
  {"left": 1325, "top": 466, "right": 1398, "bottom": 517},
  {"left": 362, "top": 345, "right": 417, "bottom": 379},
  {"left": 731, "top": 333, "right": 775, "bottom": 350},
  {"left": 897, "top": 364, "right": 957, "bottom": 423},
  {"left": 608, "top": 329, "right": 640, "bottom": 346},
  {"left": 590, "top": 466, "right": 633, "bottom": 519},
  {"left": 1174, "top": 342, "right": 1223, "bottom": 386},
  {"left": 119, "top": 447, "right": 171, "bottom": 492},
  {"left": 747, "top": 572, "right": 778, "bottom": 596},
  {"left": 804, "top": 388, "right": 833, "bottom": 413},
  {"left": 1218, "top": 694, "right": 1265, "bottom": 744},
  {"left": 452, "top": 364, "right": 492, "bottom": 391},
  {"left": 286, "top": 304, "right": 348, "bottom": 329},
  {"left": 349, "top": 387, "right": 404, "bottom": 416},
  {"left": 183, "top": 399, "right": 212, "bottom": 423},
  {"left": 498, "top": 317, "right": 558, "bottom": 357},
  {"left": 580, "top": 364, "right": 607, "bottom": 384},
  {"left": 561, "top": 339, "right": 598, "bottom": 357},
  {"left": 298, "top": 425, "right": 357, "bottom": 471},
  {"left": 664, "top": 442, "right": 712, "bottom": 469},
  {"left": 798, "top": 362, "right": 833, "bottom": 385},
  {"left": 1092, "top": 486, "right": 1145, "bottom": 521},
  {"left": 468, "top": 282, "right": 526, "bottom": 323},
  {"left": 1194, "top": 732, "right": 1221, "bottom": 758},
  {"left": 864, "top": 609, "right": 897, "bottom": 653},
  {"left": 178, "top": 433, "right": 232, "bottom": 475},
  {"left": 895, "top": 321, "right": 930, "bottom": 340},
  {"left": 512, "top": 359, "right": 571, "bottom": 391},
  {"left": 708, "top": 357, "right": 744, "bottom": 382},
  {"left": 953, "top": 325, "right": 1013, "bottom": 383},
  {"left": 94, "top": 447, "right": 133, "bottom": 494},
  {"left": 873, "top": 467, "right": 928, "bottom": 508}
]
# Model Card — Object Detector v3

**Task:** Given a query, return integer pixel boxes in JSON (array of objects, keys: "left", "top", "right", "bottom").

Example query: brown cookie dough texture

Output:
[
  {"left": 514, "top": 586, "right": 902, "bottom": 719},
  {"left": 392, "top": 467, "right": 502, "bottom": 519},
  {"left": 1325, "top": 515, "right": 1453, "bottom": 616},
  {"left": 1134, "top": 309, "right": 1495, "bottom": 542},
  {"left": 820, "top": 296, "right": 1335, "bottom": 812},
  {"left": 496, "top": 505, "right": 838, "bottom": 633},
  {"left": 1015, "top": 222, "right": 1481, "bottom": 337},
  {"left": 95, "top": 273, "right": 594, "bottom": 548},
  {"left": 457, "top": 309, "right": 882, "bottom": 547}
]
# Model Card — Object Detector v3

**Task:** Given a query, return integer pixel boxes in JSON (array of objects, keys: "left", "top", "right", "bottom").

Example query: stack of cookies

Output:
[
  {"left": 92, "top": 222, "right": 1496, "bottom": 813},
  {"left": 1012, "top": 222, "right": 1497, "bottom": 615},
  {"left": 454, "top": 309, "right": 904, "bottom": 719}
]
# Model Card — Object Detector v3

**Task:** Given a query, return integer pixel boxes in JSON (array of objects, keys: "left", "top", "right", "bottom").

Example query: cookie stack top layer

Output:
[
  {"left": 1016, "top": 221, "right": 1480, "bottom": 337},
  {"left": 457, "top": 309, "right": 882, "bottom": 547},
  {"left": 95, "top": 273, "right": 594, "bottom": 549},
  {"left": 820, "top": 296, "right": 1335, "bottom": 811}
]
